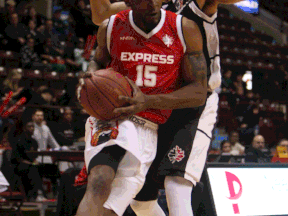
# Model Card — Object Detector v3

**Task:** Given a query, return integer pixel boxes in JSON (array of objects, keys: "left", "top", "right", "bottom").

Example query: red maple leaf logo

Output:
[{"left": 168, "top": 145, "right": 185, "bottom": 164}]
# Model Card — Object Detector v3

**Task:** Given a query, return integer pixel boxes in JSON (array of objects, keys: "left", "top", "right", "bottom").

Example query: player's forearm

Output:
[
  {"left": 89, "top": 0, "right": 128, "bottom": 25},
  {"left": 147, "top": 49, "right": 209, "bottom": 109},
  {"left": 145, "top": 84, "right": 207, "bottom": 109}
]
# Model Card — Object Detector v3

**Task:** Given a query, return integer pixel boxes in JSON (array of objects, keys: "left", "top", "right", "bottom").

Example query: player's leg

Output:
[
  {"left": 159, "top": 92, "right": 219, "bottom": 216},
  {"left": 76, "top": 145, "right": 126, "bottom": 216},
  {"left": 102, "top": 117, "right": 159, "bottom": 216},
  {"left": 131, "top": 163, "right": 166, "bottom": 216},
  {"left": 129, "top": 122, "right": 174, "bottom": 216}
]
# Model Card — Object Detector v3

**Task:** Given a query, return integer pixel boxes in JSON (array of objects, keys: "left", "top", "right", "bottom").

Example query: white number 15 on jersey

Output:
[{"left": 135, "top": 65, "right": 157, "bottom": 87}]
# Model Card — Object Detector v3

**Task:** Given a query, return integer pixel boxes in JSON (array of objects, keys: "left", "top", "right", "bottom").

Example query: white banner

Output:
[
  {"left": 207, "top": 167, "right": 288, "bottom": 216},
  {"left": 0, "top": 171, "right": 9, "bottom": 193}
]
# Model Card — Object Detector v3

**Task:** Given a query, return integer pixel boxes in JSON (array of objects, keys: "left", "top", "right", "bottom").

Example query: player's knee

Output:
[
  {"left": 165, "top": 176, "right": 193, "bottom": 188},
  {"left": 87, "top": 165, "right": 115, "bottom": 194}
]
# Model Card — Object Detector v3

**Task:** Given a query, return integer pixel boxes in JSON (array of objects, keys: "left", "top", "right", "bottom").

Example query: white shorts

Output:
[{"left": 84, "top": 115, "right": 158, "bottom": 215}]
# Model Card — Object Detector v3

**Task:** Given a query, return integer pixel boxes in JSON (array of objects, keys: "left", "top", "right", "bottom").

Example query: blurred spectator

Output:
[
  {"left": 5, "top": 13, "right": 27, "bottom": 51},
  {"left": 274, "top": 139, "right": 288, "bottom": 157},
  {"left": 245, "top": 135, "right": 271, "bottom": 163},
  {"left": 41, "top": 37, "right": 66, "bottom": 72},
  {"left": 278, "top": 139, "right": 288, "bottom": 147},
  {"left": 74, "top": 37, "right": 92, "bottom": 71},
  {"left": 233, "top": 74, "right": 246, "bottom": 95},
  {"left": 52, "top": 9, "right": 67, "bottom": 41},
  {"left": 229, "top": 131, "right": 245, "bottom": 155},
  {"left": 0, "top": 68, "right": 35, "bottom": 105},
  {"left": 0, "top": 0, "right": 16, "bottom": 28},
  {"left": 214, "top": 141, "right": 237, "bottom": 163},
  {"left": 32, "top": 109, "right": 60, "bottom": 150},
  {"left": 70, "top": 0, "right": 96, "bottom": 38},
  {"left": 259, "top": 137, "right": 271, "bottom": 156},
  {"left": 41, "top": 19, "right": 59, "bottom": 46},
  {"left": 32, "top": 89, "right": 56, "bottom": 106},
  {"left": 64, "top": 39, "right": 82, "bottom": 72},
  {"left": 51, "top": 107, "right": 78, "bottom": 147},
  {"left": 11, "top": 121, "right": 47, "bottom": 201},
  {"left": 26, "top": 20, "right": 43, "bottom": 48},
  {"left": 30, "top": 89, "right": 61, "bottom": 121},
  {"left": 31, "top": 109, "right": 61, "bottom": 197},
  {"left": 221, "top": 69, "right": 233, "bottom": 93},
  {"left": 20, "top": 38, "right": 43, "bottom": 69},
  {"left": 58, "top": 79, "right": 81, "bottom": 107},
  {"left": 239, "top": 105, "right": 261, "bottom": 145},
  {"left": 22, "top": 6, "right": 45, "bottom": 29},
  {"left": 1, "top": 68, "right": 22, "bottom": 96},
  {"left": 245, "top": 90, "right": 256, "bottom": 105}
]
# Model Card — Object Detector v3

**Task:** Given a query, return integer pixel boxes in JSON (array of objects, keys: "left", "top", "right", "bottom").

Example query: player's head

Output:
[
  {"left": 124, "top": 0, "right": 163, "bottom": 23},
  {"left": 32, "top": 109, "right": 44, "bottom": 125},
  {"left": 221, "top": 140, "right": 231, "bottom": 153},
  {"left": 24, "top": 121, "right": 35, "bottom": 136},
  {"left": 252, "top": 135, "right": 265, "bottom": 150}
]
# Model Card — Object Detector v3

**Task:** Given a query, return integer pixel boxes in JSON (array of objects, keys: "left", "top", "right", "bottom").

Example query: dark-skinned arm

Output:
[{"left": 89, "top": 0, "right": 129, "bottom": 26}]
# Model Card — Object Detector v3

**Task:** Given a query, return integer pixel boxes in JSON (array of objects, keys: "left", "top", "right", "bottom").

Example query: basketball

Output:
[{"left": 79, "top": 68, "right": 132, "bottom": 121}]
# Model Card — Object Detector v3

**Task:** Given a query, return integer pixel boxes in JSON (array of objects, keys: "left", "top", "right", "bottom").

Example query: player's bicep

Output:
[
  {"left": 95, "top": 19, "right": 110, "bottom": 69},
  {"left": 181, "top": 18, "right": 207, "bottom": 86},
  {"left": 91, "top": 0, "right": 128, "bottom": 26},
  {"left": 181, "top": 51, "right": 207, "bottom": 87}
]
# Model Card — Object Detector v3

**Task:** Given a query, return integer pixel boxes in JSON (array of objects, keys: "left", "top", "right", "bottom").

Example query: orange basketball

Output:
[{"left": 79, "top": 68, "right": 132, "bottom": 121}]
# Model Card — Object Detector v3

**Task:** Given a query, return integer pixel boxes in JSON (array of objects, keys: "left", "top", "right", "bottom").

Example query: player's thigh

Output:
[
  {"left": 86, "top": 145, "right": 126, "bottom": 192},
  {"left": 134, "top": 163, "right": 161, "bottom": 201}
]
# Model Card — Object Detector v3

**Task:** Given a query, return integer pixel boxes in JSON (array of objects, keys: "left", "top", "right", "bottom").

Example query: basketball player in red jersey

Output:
[
  {"left": 87, "top": 0, "right": 244, "bottom": 216},
  {"left": 76, "top": 0, "right": 208, "bottom": 215}
]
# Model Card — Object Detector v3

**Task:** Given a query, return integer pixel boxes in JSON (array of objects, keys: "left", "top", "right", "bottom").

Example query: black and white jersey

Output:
[{"left": 163, "top": 0, "right": 221, "bottom": 90}]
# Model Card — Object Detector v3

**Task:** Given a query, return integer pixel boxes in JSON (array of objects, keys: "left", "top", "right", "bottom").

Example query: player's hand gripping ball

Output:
[{"left": 77, "top": 68, "right": 133, "bottom": 121}]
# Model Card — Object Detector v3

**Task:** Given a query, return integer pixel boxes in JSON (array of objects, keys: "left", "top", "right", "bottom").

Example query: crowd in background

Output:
[
  {"left": 0, "top": 0, "right": 287, "bottom": 157},
  {"left": 0, "top": 0, "right": 288, "bottom": 210}
]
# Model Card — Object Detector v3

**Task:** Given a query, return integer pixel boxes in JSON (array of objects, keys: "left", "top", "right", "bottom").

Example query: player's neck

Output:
[
  {"left": 201, "top": 0, "right": 219, "bottom": 16},
  {"left": 132, "top": 13, "right": 161, "bottom": 34}
]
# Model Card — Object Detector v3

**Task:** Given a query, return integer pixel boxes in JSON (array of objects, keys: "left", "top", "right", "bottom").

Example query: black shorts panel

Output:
[
  {"left": 135, "top": 105, "right": 207, "bottom": 201},
  {"left": 87, "top": 145, "right": 126, "bottom": 175}
]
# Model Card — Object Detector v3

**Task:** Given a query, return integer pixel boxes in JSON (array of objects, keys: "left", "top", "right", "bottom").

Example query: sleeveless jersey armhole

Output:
[
  {"left": 176, "top": 15, "right": 186, "bottom": 54},
  {"left": 106, "top": 15, "right": 116, "bottom": 54}
]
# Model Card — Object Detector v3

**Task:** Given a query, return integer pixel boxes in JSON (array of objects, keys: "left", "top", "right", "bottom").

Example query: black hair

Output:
[
  {"left": 221, "top": 140, "right": 230, "bottom": 150},
  {"left": 32, "top": 108, "right": 43, "bottom": 115}
]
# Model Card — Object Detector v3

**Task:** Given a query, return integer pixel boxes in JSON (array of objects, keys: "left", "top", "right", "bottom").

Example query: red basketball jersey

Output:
[{"left": 107, "top": 9, "right": 186, "bottom": 124}]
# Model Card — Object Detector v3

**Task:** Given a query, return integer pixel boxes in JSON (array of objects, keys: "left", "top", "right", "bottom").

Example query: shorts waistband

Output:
[{"left": 127, "top": 115, "right": 158, "bottom": 131}]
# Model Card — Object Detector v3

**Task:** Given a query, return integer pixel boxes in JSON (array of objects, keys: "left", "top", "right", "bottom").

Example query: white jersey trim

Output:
[
  {"left": 107, "top": 15, "right": 116, "bottom": 54},
  {"left": 129, "top": 9, "right": 166, "bottom": 39},
  {"left": 188, "top": 1, "right": 217, "bottom": 23},
  {"left": 176, "top": 15, "right": 186, "bottom": 53}
]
